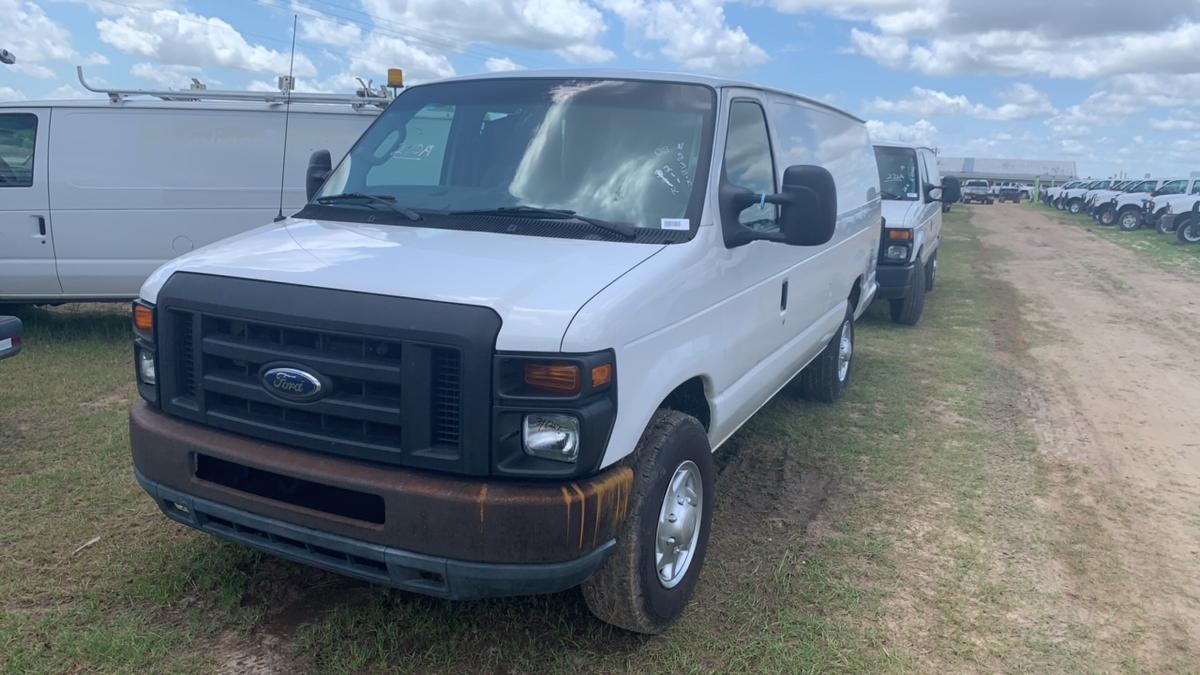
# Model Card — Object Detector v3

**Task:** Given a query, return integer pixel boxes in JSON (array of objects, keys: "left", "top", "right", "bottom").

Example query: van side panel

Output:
[
  {"left": 48, "top": 107, "right": 373, "bottom": 297},
  {"left": 564, "top": 91, "right": 880, "bottom": 470}
]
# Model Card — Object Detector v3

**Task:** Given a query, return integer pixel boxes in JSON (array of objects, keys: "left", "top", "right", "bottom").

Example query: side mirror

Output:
[
  {"left": 721, "top": 165, "right": 837, "bottom": 247},
  {"left": 938, "top": 177, "right": 962, "bottom": 204},
  {"left": 306, "top": 150, "right": 332, "bottom": 202},
  {"left": 777, "top": 165, "right": 837, "bottom": 246}
]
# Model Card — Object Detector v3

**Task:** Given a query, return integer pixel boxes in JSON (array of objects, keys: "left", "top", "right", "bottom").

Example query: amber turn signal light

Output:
[
  {"left": 132, "top": 302, "right": 154, "bottom": 337},
  {"left": 886, "top": 228, "right": 913, "bottom": 241},
  {"left": 524, "top": 363, "right": 580, "bottom": 394},
  {"left": 590, "top": 363, "right": 613, "bottom": 388}
]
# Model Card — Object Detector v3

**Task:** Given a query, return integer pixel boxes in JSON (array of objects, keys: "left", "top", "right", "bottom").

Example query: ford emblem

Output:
[{"left": 260, "top": 365, "right": 325, "bottom": 402}]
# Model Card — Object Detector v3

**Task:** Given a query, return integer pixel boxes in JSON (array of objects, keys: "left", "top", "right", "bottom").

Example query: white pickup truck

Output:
[
  {"left": 1149, "top": 180, "right": 1200, "bottom": 234},
  {"left": 1060, "top": 179, "right": 1113, "bottom": 214},
  {"left": 960, "top": 179, "right": 992, "bottom": 204},
  {"left": 1043, "top": 180, "right": 1081, "bottom": 206},
  {"left": 128, "top": 71, "right": 885, "bottom": 633}
]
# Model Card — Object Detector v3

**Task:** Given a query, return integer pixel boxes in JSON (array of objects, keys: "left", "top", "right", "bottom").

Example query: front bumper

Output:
[
  {"left": 130, "top": 402, "right": 629, "bottom": 598},
  {"left": 875, "top": 261, "right": 918, "bottom": 300}
]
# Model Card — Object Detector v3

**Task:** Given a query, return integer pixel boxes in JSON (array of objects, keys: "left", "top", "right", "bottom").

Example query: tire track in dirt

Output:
[{"left": 972, "top": 204, "right": 1200, "bottom": 665}]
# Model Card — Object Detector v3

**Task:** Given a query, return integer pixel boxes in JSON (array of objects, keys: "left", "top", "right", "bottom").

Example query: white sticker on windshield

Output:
[
  {"left": 661, "top": 218, "right": 690, "bottom": 231},
  {"left": 907, "top": 192, "right": 919, "bottom": 199}
]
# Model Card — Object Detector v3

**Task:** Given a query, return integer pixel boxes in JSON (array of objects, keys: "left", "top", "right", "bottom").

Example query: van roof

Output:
[
  {"left": 415, "top": 69, "right": 866, "bottom": 124},
  {"left": 5, "top": 69, "right": 864, "bottom": 123}
]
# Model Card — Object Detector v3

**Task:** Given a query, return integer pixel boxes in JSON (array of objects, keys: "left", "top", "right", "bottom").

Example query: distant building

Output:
[{"left": 938, "top": 157, "right": 1078, "bottom": 187}]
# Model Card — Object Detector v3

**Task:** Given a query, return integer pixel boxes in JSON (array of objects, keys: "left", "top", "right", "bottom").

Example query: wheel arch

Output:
[{"left": 658, "top": 376, "right": 711, "bottom": 432}]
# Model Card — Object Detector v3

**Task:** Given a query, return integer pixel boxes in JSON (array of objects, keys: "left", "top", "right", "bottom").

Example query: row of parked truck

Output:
[
  {"left": 4, "top": 70, "right": 962, "bottom": 634},
  {"left": 1042, "top": 177, "right": 1200, "bottom": 243}
]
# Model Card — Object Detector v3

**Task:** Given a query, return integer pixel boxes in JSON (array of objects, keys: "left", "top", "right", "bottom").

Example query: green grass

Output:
[
  {"left": 1032, "top": 200, "right": 1200, "bottom": 274},
  {"left": 0, "top": 211, "right": 1107, "bottom": 672}
]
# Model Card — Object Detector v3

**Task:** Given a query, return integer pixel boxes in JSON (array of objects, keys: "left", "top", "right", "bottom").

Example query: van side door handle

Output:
[
  {"left": 780, "top": 279, "right": 789, "bottom": 311},
  {"left": 35, "top": 216, "right": 46, "bottom": 236}
]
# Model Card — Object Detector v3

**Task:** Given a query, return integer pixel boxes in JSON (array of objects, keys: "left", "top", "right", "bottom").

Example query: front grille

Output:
[
  {"left": 201, "top": 314, "right": 409, "bottom": 458},
  {"left": 155, "top": 274, "right": 499, "bottom": 475}
]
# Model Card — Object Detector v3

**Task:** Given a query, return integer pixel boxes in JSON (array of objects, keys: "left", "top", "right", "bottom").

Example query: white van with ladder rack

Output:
[{"left": 0, "top": 67, "right": 389, "bottom": 304}]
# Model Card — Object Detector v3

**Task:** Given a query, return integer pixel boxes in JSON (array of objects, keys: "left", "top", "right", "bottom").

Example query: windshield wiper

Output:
[
  {"left": 879, "top": 190, "right": 903, "bottom": 200},
  {"left": 450, "top": 205, "right": 638, "bottom": 239},
  {"left": 315, "top": 193, "right": 422, "bottom": 221}
]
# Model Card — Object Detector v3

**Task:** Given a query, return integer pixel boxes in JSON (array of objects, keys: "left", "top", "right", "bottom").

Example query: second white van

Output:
[{"left": 0, "top": 77, "right": 384, "bottom": 304}]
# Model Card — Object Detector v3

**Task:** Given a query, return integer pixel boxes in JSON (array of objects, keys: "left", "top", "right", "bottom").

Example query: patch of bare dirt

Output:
[{"left": 972, "top": 204, "right": 1200, "bottom": 668}]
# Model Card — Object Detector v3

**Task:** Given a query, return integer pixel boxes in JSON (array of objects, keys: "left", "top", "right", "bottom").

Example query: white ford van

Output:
[
  {"left": 128, "top": 71, "right": 882, "bottom": 633},
  {"left": 0, "top": 76, "right": 383, "bottom": 303},
  {"left": 871, "top": 142, "right": 960, "bottom": 325}
]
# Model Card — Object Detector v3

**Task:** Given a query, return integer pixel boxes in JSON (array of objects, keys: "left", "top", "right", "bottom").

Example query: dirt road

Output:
[{"left": 973, "top": 204, "right": 1200, "bottom": 666}]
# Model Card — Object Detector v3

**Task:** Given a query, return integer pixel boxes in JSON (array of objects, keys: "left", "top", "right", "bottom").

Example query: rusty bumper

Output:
[{"left": 130, "top": 402, "right": 632, "bottom": 598}]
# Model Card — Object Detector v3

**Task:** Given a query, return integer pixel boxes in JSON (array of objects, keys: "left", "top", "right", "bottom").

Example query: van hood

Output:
[
  {"left": 881, "top": 200, "right": 919, "bottom": 228},
  {"left": 140, "top": 217, "right": 665, "bottom": 351}
]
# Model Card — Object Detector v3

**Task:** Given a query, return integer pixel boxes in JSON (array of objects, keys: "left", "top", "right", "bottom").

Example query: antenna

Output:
[{"left": 274, "top": 15, "right": 298, "bottom": 223}]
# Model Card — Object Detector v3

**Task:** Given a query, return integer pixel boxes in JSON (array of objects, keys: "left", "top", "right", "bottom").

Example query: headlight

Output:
[
  {"left": 137, "top": 348, "right": 157, "bottom": 385},
  {"left": 131, "top": 300, "right": 157, "bottom": 404},
  {"left": 492, "top": 350, "right": 617, "bottom": 477},
  {"left": 522, "top": 413, "right": 580, "bottom": 462},
  {"left": 885, "top": 245, "right": 909, "bottom": 261}
]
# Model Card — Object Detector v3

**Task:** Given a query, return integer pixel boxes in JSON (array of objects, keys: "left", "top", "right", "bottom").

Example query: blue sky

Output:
[{"left": 3, "top": 0, "right": 1199, "bottom": 178}]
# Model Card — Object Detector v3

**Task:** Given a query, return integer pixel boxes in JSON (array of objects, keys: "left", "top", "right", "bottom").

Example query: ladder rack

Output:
[{"left": 76, "top": 66, "right": 393, "bottom": 110}]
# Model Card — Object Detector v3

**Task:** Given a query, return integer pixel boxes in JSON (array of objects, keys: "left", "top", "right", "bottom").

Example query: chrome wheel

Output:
[
  {"left": 656, "top": 460, "right": 702, "bottom": 589},
  {"left": 836, "top": 319, "right": 853, "bottom": 382},
  {"left": 1120, "top": 213, "right": 1139, "bottom": 230}
]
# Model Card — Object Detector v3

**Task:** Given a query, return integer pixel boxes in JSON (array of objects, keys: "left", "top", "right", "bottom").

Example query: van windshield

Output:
[
  {"left": 315, "top": 78, "right": 717, "bottom": 238},
  {"left": 873, "top": 146, "right": 919, "bottom": 201}
]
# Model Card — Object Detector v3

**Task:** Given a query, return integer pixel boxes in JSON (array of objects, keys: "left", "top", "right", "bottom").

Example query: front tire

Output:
[
  {"left": 888, "top": 258, "right": 927, "bottom": 326},
  {"left": 1178, "top": 217, "right": 1200, "bottom": 244},
  {"left": 1157, "top": 214, "right": 1179, "bottom": 235},
  {"left": 1099, "top": 208, "right": 1116, "bottom": 226},
  {"left": 581, "top": 410, "right": 714, "bottom": 634},
  {"left": 924, "top": 252, "right": 938, "bottom": 292},
  {"left": 1118, "top": 209, "right": 1141, "bottom": 232},
  {"left": 800, "top": 306, "right": 855, "bottom": 402}
]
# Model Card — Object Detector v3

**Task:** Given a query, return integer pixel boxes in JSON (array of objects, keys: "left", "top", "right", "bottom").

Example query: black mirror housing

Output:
[
  {"left": 777, "top": 165, "right": 838, "bottom": 246},
  {"left": 939, "top": 176, "right": 962, "bottom": 204},
  {"left": 306, "top": 149, "right": 332, "bottom": 202},
  {"left": 720, "top": 164, "right": 837, "bottom": 248}
]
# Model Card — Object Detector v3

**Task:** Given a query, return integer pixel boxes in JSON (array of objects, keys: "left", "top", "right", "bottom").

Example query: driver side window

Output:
[{"left": 723, "top": 101, "right": 777, "bottom": 232}]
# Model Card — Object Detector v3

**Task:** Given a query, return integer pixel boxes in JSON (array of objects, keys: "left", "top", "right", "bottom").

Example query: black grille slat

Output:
[
  {"left": 432, "top": 349, "right": 462, "bottom": 448},
  {"left": 201, "top": 336, "right": 402, "bottom": 383},
  {"left": 202, "top": 372, "right": 402, "bottom": 425}
]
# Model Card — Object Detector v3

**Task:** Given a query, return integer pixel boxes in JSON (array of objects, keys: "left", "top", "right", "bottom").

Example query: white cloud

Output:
[
  {"left": 292, "top": 2, "right": 362, "bottom": 48},
  {"left": 790, "top": 0, "right": 1200, "bottom": 80},
  {"left": 602, "top": 0, "right": 768, "bottom": 73},
  {"left": 484, "top": 57, "right": 523, "bottom": 72},
  {"left": 1150, "top": 117, "right": 1200, "bottom": 132},
  {"left": 130, "top": 62, "right": 209, "bottom": 88},
  {"left": 0, "top": 86, "right": 26, "bottom": 101},
  {"left": 362, "top": 0, "right": 613, "bottom": 63},
  {"left": 0, "top": 0, "right": 82, "bottom": 74},
  {"left": 866, "top": 118, "right": 938, "bottom": 146},
  {"left": 47, "top": 84, "right": 90, "bottom": 99},
  {"left": 98, "top": 8, "right": 318, "bottom": 76},
  {"left": 864, "top": 83, "right": 1054, "bottom": 121}
]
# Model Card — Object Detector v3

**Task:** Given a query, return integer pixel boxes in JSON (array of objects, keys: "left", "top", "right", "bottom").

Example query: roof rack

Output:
[{"left": 76, "top": 66, "right": 393, "bottom": 110}]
